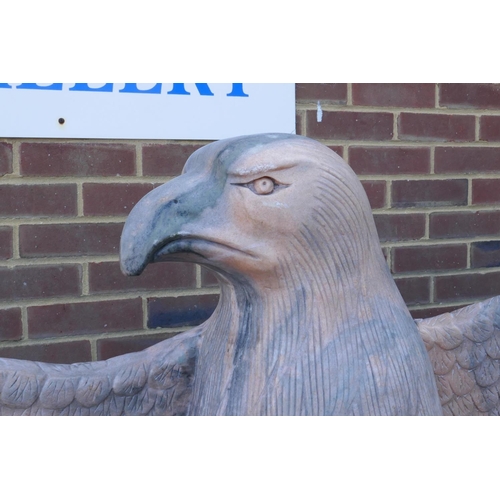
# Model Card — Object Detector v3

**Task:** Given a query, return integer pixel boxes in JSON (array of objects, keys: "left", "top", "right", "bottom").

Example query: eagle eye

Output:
[
  {"left": 232, "top": 176, "right": 285, "bottom": 196},
  {"left": 252, "top": 177, "right": 275, "bottom": 195}
]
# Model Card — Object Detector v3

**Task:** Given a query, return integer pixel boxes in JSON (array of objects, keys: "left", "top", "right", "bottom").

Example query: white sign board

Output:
[{"left": 0, "top": 83, "right": 295, "bottom": 140}]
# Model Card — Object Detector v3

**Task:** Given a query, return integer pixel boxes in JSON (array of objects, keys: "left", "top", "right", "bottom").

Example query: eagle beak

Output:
[
  {"left": 120, "top": 169, "right": 225, "bottom": 276},
  {"left": 120, "top": 177, "right": 188, "bottom": 276}
]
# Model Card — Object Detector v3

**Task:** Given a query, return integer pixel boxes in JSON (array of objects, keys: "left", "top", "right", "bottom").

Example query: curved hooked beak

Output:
[
  {"left": 120, "top": 178, "right": 183, "bottom": 276},
  {"left": 120, "top": 170, "right": 225, "bottom": 276}
]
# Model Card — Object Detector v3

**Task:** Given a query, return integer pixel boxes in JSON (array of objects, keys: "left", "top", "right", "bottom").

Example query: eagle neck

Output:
[{"left": 188, "top": 247, "right": 441, "bottom": 415}]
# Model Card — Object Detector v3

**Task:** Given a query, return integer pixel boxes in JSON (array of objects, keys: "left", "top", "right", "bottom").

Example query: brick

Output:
[
  {"left": 0, "top": 340, "right": 91, "bottom": 363},
  {"left": 435, "top": 272, "right": 500, "bottom": 302},
  {"left": 89, "top": 261, "right": 196, "bottom": 294},
  {"left": 296, "top": 83, "right": 347, "bottom": 103},
  {"left": 20, "top": 143, "right": 135, "bottom": 177},
  {"left": 392, "top": 244, "right": 467, "bottom": 273},
  {"left": 398, "top": 113, "right": 475, "bottom": 142},
  {"left": 0, "top": 184, "right": 77, "bottom": 217},
  {"left": 430, "top": 211, "right": 500, "bottom": 239},
  {"left": 373, "top": 214, "right": 426, "bottom": 242},
  {"left": 96, "top": 332, "right": 181, "bottom": 361},
  {"left": 410, "top": 304, "right": 468, "bottom": 320},
  {"left": 471, "top": 241, "right": 500, "bottom": 268},
  {"left": 440, "top": 84, "right": 500, "bottom": 110},
  {"left": 480, "top": 116, "right": 500, "bottom": 142},
  {"left": 472, "top": 179, "right": 500, "bottom": 205},
  {"left": 392, "top": 179, "right": 468, "bottom": 208},
  {"left": 349, "top": 147, "right": 430, "bottom": 175},
  {"left": 0, "top": 227, "right": 13, "bottom": 260},
  {"left": 435, "top": 147, "right": 500, "bottom": 173},
  {"left": 361, "top": 181, "right": 386, "bottom": 209},
  {"left": 394, "top": 277, "right": 430, "bottom": 305},
  {"left": 0, "top": 265, "right": 80, "bottom": 301},
  {"left": 142, "top": 143, "right": 205, "bottom": 176},
  {"left": 28, "top": 298, "right": 143, "bottom": 339},
  {"left": 0, "top": 308, "right": 22, "bottom": 341},
  {"left": 148, "top": 294, "right": 219, "bottom": 329},
  {"left": 306, "top": 111, "right": 393, "bottom": 141},
  {"left": 201, "top": 267, "right": 219, "bottom": 287},
  {"left": 352, "top": 84, "right": 435, "bottom": 108},
  {"left": 83, "top": 182, "right": 160, "bottom": 216},
  {"left": 0, "top": 142, "right": 13, "bottom": 175},
  {"left": 19, "top": 223, "right": 123, "bottom": 257}
]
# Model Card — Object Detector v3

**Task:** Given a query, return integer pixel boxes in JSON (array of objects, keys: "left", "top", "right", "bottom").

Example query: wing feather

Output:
[
  {"left": 474, "top": 358, "right": 500, "bottom": 388},
  {"left": 417, "top": 296, "right": 500, "bottom": 416},
  {"left": 39, "top": 378, "right": 77, "bottom": 409},
  {"left": 1, "top": 371, "right": 44, "bottom": 408},
  {"left": 455, "top": 338, "right": 487, "bottom": 370},
  {"left": 76, "top": 376, "right": 113, "bottom": 407},
  {"left": 453, "top": 393, "right": 477, "bottom": 416},
  {"left": 123, "top": 388, "right": 157, "bottom": 416},
  {"left": 0, "top": 329, "right": 201, "bottom": 416},
  {"left": 434, "top": 374, "right": 454, "bottom": 405},
  {"left": 471, "top": 385, "right": 499, "bottom": 413},
  {"left": 434, "top": 323, "right": 463, "bottom": 350},
  {"left": 448, "top": 367, "right": 476, "bottom": 396},
  {"left": 92, "top": 393, "right": 125, "bottom": 417},
  {"left": 112, "top": 363, "right": 148, "bottom": 397},
  {"left": 428, "top": 347, "right": 456, "bottom": 376},
  {"left": 484, "top": 334, "right": 500, "bottom": 359}
]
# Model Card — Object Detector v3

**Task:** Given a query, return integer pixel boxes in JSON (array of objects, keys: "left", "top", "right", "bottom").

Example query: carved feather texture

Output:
[
  {"left": 0, "top": 330, "right": 200, "bottom": 416},
  {"left": 4, "top": 134, "right": 500, "bottom": 416},
  {"left": 416, "top": 296, "right": 500, "bottom": 416}
]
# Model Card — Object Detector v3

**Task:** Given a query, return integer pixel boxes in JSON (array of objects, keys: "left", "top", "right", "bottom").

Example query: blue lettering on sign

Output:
[
  {"left": 227, "top": 84, "right": 249, "bottom": 97},
  {"left": 119, "top": 83, "right": 162, "bottom": 94},
  {"left": 69, "top": 83, "right": 113, "bottom": 92},
  {"left": 0, "top": 83, "right": 249, "bottom": 97},
  {"left": 16, "top": 83, "right": 63, "bottom": 90},
  {"left": 167, "top": 83, "right": 215, "bottom": 96}
]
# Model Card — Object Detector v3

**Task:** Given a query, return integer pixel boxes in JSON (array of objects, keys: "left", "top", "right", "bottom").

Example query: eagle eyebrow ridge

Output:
[{"left": 229, "top": 162, "right": 298, "bottom": 178}]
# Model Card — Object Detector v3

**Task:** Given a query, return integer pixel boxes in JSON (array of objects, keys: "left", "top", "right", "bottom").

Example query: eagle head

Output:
[{"left": 120, "top": 133, "right": 379, "bottom": 288}]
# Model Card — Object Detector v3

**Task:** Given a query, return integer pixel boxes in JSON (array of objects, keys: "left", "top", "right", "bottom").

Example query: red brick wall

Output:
[{"left": 1, "top": 83, "right": 500, "bottom": 363}]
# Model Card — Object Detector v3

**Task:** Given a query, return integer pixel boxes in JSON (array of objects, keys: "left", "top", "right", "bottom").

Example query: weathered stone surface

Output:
[{"left": 1, "top": 134, "right": 500, "bottom": 416}]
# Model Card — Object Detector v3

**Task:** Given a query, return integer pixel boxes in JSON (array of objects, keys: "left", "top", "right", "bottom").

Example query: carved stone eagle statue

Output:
[{"left": 1, "top": 133, "right": 499, "bottom": 415}]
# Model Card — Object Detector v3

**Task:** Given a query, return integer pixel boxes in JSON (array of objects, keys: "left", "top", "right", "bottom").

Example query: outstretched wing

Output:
[
  {"left": 416, "top": 296, "right": 500, "bottom": 416},
  {"left": 0, "top": 329, "right": 201, "bottom": 416}
]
